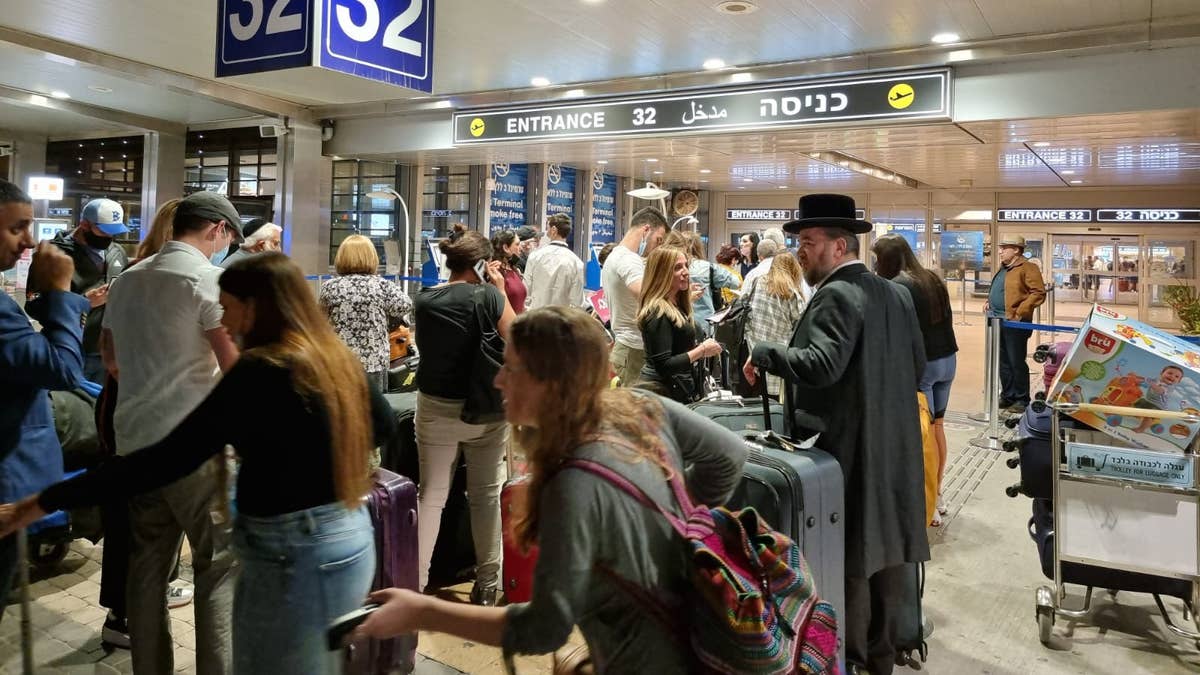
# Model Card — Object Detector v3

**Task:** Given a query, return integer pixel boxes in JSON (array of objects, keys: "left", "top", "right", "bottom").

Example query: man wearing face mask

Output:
[
  {"left": 98, "top": 191, "right": 242, "bottom": 675},
  {"left": 49, "top": 198, "right": 130, "bottom": 382},
  {"left": 601, "top": 206, "right": 669, "bottom": 385}
]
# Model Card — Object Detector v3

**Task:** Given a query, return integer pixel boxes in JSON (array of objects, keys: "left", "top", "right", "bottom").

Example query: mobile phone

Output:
[
  {"left": 326, "top": 603, "right": 380, "bottom": 651},
  {"left": 474, "top": 259, "right": 490, "bottom": 283}
]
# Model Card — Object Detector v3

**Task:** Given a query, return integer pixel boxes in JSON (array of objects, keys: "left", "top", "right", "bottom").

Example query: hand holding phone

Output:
[
  {"left": 326, "top": 603, "right": 380, "bottom": 650},
  {"left": 473, "top": 259, "right": 490, "bottom": 284}
]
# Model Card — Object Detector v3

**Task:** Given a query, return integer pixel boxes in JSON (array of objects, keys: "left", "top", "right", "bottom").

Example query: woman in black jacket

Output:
[{"left": 634, "top": 246, "right": 722, "bottom": 402}]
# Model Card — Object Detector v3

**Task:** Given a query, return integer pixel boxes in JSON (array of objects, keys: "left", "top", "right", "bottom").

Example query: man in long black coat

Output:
[{"left": 744, "top": 194, "right": 929, "bottom": 675}]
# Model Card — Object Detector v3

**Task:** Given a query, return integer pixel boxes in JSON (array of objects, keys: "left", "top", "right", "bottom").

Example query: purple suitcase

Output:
[{"left": 345, "top": 469, "right": 419, "bottom": 674}]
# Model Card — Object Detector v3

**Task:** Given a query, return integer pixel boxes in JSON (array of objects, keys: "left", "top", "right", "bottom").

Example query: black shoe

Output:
[
  {"left": 998, "top": 398, "right": 1015, "bottom": 410},
  {"left": 101, "top": 612, "right": 131, "bottom": 649},
  {"left": 1005, "top": 401, "right": 1028, "bottom": 414},
  {"left": 470, "top": 582, "right": 498, "bottom": 607}
]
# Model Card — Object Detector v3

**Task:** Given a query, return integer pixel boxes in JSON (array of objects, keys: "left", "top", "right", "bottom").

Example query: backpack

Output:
[
  {"left": 712, "top": 277, "right": 759, "bottom": 396},
  {"left": 566, "top": 453, "right": 838, "bottom": 675}
]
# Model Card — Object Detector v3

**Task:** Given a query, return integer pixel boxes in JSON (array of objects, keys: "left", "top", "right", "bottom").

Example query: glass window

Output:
[
  {"left": 257, "top": 180, "right": 276, "bottom": 196},
  {"left": 334, "top": 161, "right": 357, "bottom": 177},
  {"left": 201, "top": 150, "right": 229, "bottom": 166},
  {"left": 239, "top": 152, "right": 260, "bottom": 165},
  {"left": 359, "top": 161, "right": 394, "bottom": 176},
  {"left": 333, "top": 178, "right": 358, "bottom": 195},
  {"left": 259, "top": 164, "right": 277, "bottom": 181},
  {"left": 202, "top": 167, "right": 228, "bottom": 183},
  {"left": 333, "top": 195, "right": 358, "bottom": 211}
]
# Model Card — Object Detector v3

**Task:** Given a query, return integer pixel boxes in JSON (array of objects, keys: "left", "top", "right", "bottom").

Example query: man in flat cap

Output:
[
  {"left": 743, "top": 194, "right": 929, "bottom": 675},
  {"left": 99, "top": 190, "right": 244, "bottom": 674}
]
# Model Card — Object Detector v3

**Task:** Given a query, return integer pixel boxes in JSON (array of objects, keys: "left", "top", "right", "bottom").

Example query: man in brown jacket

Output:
[{"left": 987, "top": 235, "right": 1046, "bottom": 412}]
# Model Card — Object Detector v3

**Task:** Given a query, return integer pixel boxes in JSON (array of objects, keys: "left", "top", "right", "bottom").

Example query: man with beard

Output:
[
  {"left": 743, "top": 194, "right": 928, "bottom": 675},
  {"left": 50, "top": 198, "right": 130, "bottom": 382}
]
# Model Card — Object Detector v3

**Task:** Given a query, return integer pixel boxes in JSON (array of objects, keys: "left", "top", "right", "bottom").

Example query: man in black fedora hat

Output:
[{"left": 743, "top": 193, "right": 929, "bottom": 675}]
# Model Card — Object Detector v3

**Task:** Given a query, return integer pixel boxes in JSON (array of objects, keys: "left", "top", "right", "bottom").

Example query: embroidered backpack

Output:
[{"left": 566, "top": 456, "right": 839, "bottom": 674}]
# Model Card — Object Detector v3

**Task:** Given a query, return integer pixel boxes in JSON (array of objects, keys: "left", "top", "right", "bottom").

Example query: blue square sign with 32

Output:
[
  {"left": 216, "top": 0, "right": 313, "bottom": 77},
  {"left": 320, "top": 0, "right": 435, "bottom": 93}
]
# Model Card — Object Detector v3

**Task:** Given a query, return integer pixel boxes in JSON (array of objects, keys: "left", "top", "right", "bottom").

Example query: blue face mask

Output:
[
  {"left": 210, "top": 249, "right": 227, "bottom": 265},
  {"left": 637, "top": 232, "right": 648, "bottom": 257}
]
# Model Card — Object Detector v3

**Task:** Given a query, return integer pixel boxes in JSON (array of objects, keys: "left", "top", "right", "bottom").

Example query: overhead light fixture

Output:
[
  {"left": 563, "top": 88, "right": 586, "bottom": 98},
  {"left": 364, "top": 188, "right": 414, "bottom": 293},
  {"left": 1070, "top": 180, "right": 1083, "bottom": 184},
  {"left": 699, "top": 179, "right": 709, "bottom": 183},
  {"left": 715, "top": 1, "right": 759, "bottom": 15},
  {"left": 596, "top": 160, "right": 608, "bottom": 165},
  {"left": 742, "top": 178, "right": 753, "bottom": 183},
  {"left": 627, "top": 182, "right": 671, "bottom": 215},
  {"left": 931, "top": 32, "right": 960, "bottom": 44},
  {"left": 807, "top": 150, "right": 922, "bottom": 189},
  {"left": 1061, "top": 170, "right": 1075, "bottom": 175},
  {"left": 777, "top": 185, "right": 788, "bottom": 189},
  {"left": 530, "top": 76, "right": 550, "bottom": 87},
  {"left": 88, "top": 85, "right": 113, "bottom": 93},
  {"left": 730, "top": 72, "right": 753, "bottom": 83},
  {"left": 653, "top": 170, "right": 664, "bottom": 175},
  {"left": 1033, "top": 142, "right": 1050, "bottom": 147},
  {"left": 50, "top": 90, "right": 70, "bottom": 99},
  {"left": 699, "top": 168, "right": 712, "bottom": 174},
  {"left": 28, "top": 94, "right": 48, "bottom": 106},
  {"left": 737, "top": 186, "right": 746, "bottom": 189},
  {"left": 645, "top": 158, "right": 658, "bottom": 163},
  {"left": 703, "top": 58, "right": 726, "bottom": 70}
]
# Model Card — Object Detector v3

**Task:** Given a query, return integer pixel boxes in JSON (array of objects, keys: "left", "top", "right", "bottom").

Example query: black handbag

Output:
[
  {"left": 461, "top": 286, "right": 507, "bottom": 425},
  {"left": 712, "top": 277, "right": 759, "bottom": 397}
]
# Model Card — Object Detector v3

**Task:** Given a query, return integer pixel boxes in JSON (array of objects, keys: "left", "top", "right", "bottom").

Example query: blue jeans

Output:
[
  {"left": 232, "top": 503, "right": 374, "bottom": 675},
  {"left": 919, "top": 354, "right": 957, "bottom": 419},
  {"left": 1000, "top": 326, "right": 1033, "bottom": 405}
]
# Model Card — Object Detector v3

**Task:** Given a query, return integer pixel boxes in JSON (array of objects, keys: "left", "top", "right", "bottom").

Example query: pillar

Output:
[
  {"left": 275, "top": 120, "right": 328, "bottom": 275},
  {"left": 141, "top": 131, "right": 185, "bottom": 238}
]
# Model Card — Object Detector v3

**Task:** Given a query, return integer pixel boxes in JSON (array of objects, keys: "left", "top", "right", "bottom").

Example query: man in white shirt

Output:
[
  {"left": 100, "top": 191, "right": 242, "bottom": 675},
  {"left": 524, "top": 214, "right": 585, "bottom": 311},
  {"left": 601, "top": 207, "right": 669, "bottom": 386}
]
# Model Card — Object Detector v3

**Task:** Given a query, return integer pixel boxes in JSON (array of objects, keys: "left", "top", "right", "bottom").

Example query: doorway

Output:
[{"left": 1048, "top": 234, "right": 1141, "bottom": 325}]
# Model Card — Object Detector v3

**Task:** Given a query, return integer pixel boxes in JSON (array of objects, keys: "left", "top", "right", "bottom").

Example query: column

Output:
[
  {"left": 275, "top": 120, "right": 329, "bottom": 275},
  {"left": 141, "top": 131, "right": 185, "bottom": 238},
  {"left": 10, "top": 134, "right": 47, "bottom": 204}
]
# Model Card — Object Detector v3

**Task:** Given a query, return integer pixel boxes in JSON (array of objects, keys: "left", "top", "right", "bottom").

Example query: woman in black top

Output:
[
  {"left": 873, "top": 235, "right": 959, "bottom": 526},
  {"left": 635, "top": 245, "right": 722, "bottom": 402},
  {"left": 412, "top": 223, "right": 515, "bottom": 605},
  {"left": 0, "top": 253, "right": 397, "bottom": 674}
]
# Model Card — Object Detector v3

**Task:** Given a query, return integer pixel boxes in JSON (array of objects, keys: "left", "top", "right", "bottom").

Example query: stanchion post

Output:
[
  {"left": 955, "top": 275, "right": 971, "bottom": 326},
  {"left": 970, "top": 316, "right": 1005, "bottom": 449},
  {"left": 18, "top": 528, "right": 32, "bottom": 675},
  {"left": 969, "top": 313, "right": 995, "bottom": 424}
]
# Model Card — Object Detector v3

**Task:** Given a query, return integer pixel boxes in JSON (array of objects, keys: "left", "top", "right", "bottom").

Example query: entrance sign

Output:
[
  {"left": 1097, "top": 209, "right": 1200, "bottom": 223},
  {"left": 727, "top": 208, "right": 866, "bottom": 221},
  {"left": 998, "top": 209, "right": 1091, "bottom": 222},
  {"left": 454, "top": 69, "right": 951, "bottom": 144},
  {"left": 216, "top": 0, "right": 434, "bottom": 93}
]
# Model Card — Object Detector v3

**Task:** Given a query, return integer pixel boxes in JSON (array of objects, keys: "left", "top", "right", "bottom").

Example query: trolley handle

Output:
[{"left": 1054, "top": 401, "right": 1200, "bottom": 424}]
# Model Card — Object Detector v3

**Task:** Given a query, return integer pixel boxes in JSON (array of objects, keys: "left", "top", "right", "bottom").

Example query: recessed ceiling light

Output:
[
  {"left": 737, "top": 186, "right": 746, "bottom": 189},
  {"left": 596, "top": 160, "right": 608, "bottom": 165},
  {"left": 563, "top": 88, "right": 586, "bottom": 98},
  {"left": 653, "top": 170, "right": 664, "bottom": 175},
  {"left": 1061, "top": 170, "right": 1075, "bottom": 175},
  {"left": 778, "top": 185, "right": 788, "bottom": 189},
  {"left": 50, "top": 90, "right": 70, "bottom": 99},
  {"left": 730, "top": 72, "right": 753, "bottom": 83},
  {"left": 715, "top": 1, "right": 759, "bottom": 15},
  {"left": 699, "top": 168, "right": 712, "bottom": 174},
  {"left": 1033, "top": 142, "right": 1050, "bottom": 147},
  {"left": 88, "top": 85, "right": 113, "bottom": 93},
  {"left": 699, "top": 179, "right": 709, "bottom": 183},
  {"left": 198, "top": 134, "right": 204, "bottom": 139},
  {"left": 703, "top": 58, "right": 726, "bottom": 70},
  {"left": 1070, "top": 180, "right": 1083, "bottom": 184},
  {"left": 530, "top": 76, "right": 550, "bottom": 87},
  {"left": 742, "top": 178, "right": 753, "bottom": 183},
  {"left": 645, "top": 158, "right": 658, "bottom": 163},
  {"left": 931, "top": 32, "right": 960, "bottom": 44}
]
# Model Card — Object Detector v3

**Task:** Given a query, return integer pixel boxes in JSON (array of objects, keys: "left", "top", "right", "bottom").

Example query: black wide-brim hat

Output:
[{"left": 782, "top": 194, "right": 872, "bottom": 235}]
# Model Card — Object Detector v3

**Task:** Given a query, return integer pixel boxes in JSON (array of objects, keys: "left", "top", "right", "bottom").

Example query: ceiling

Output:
[
  {"left": 353, "top": 109, "right": 1200, "bottom": 192},
  {"left": 1, "top": 0, "right": 1197, "bottom": 107}
]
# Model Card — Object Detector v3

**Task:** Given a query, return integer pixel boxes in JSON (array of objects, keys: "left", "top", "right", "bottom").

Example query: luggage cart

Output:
[{"left": 1035, "top": 401, "right": 1200, "bottom": 646}]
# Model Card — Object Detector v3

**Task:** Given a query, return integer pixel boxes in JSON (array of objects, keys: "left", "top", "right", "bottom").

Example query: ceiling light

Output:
[
  {"left": 530, "top": 76, "right": 550, "bottom": 87},
  {"left": 645, "top": 158, "right": 658, "bottom": 163},
  {"left": 703, "top": 58, "right": 726, "bottom": 70},
  {"left": 49, "top": 90, "right": 70, "bottom": 99},
  {"left": 730, "top": 72, "right": 753, "bottom": 83},
  {"left": 931, "top": 32, "right": 960, "bottom": 44},
  {"left": 596, "top": 160, "right": 608, "bottom": 165},
  {"left": 564, "top": 89, "right": 586, "bottom": 98},
  {"left": 653, "top": 170, "right": 663, "bottom": 175},
  {"left": 715, "top": 1, "right": 759, "bottom": 15},
  {"left": 1070, "top": 180, "right": 1083, "bottom": 184},
  {"left": 699, "top": 179, "right": 709, "bottom": 183},
  {"left": 742, "top": 178, "right": 753, "bottom": 183},
  {"left": 1033, "top": 142, "right": 1050, "bottom": 147},
  {"left": 807, "top": 150, "right": 922, "bottom": 189},
  {"left": 28, "top": 94, "right": 48, "bottom": 106},
  {"left": 1061, "top": 170, "right": 1075, "bottom": 175},
  {"left": 88, "top": 85, "right": 113, "bottom": 93},
  {"left": 778, "top": 185, "right": 788, "bottom": 189},
  {"left": 737, "top": 186, "right": 746, "bottom": 189},
  {"left": 699, "top": 168, "right": 712, "bottom": 174}
]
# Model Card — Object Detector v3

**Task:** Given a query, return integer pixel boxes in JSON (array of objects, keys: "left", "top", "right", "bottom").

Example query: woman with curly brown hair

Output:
[{"left": 356, "top": 306, "right": 747, "bottom": 673}]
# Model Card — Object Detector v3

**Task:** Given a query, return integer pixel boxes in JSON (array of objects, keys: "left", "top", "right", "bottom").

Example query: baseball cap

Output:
[
  {"left": 176, "top": 191, "right": 244, "bottom": 242},
  {"left": 516, "top": 226, "right": 538, "bottom": 242},
  {"left": 81, "top": 198, "right": 128, "bottom": 236}
]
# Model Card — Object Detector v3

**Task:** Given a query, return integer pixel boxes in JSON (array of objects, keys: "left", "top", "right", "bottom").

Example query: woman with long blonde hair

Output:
[
  {"left": 634, "top": 245, "right": 722, "bottom": 402},
  {"left": 0, "top": 253, "right": 397, "bottom": 674},
  {"left": 355, "top": 306, "right": 747, "bottom": 673},
  {"left": 745, "top": 251, "right": 807, "bottom": 399},
  {"left": 134, "top": 198, "right": 181, "bottom": 260}
]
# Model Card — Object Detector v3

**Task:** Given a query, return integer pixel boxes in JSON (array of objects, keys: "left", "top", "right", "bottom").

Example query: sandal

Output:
[
  {"left": 930, "top": 512, "right": 943, "bottom": 528},
  {"left": 937, "top": 493, "right": 948, "bottom": 516}
]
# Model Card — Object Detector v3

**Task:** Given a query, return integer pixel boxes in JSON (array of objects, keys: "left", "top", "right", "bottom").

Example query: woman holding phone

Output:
[{"left": 411, "top": 223, "right": 516, "bottom": 605}]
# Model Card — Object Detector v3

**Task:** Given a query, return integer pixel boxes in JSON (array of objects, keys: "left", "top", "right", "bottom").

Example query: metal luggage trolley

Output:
[{"left": 1035, "top": 401, "right": 1200, "bottom": 646}]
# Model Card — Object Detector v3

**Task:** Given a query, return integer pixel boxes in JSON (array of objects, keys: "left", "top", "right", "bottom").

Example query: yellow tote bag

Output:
[{"left": 917, "top": 392, "right": 939, "bottom": 525}]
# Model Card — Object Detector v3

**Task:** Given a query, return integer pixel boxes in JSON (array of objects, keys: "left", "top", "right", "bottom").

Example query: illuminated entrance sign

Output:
[
  {"left": 454, "top": 69, "right": 951, "bottom": 144},
  {"left": 997, "top": 209, "right": 1092, "bottom": 222},
  {"left": 1096, "top": 209, "right": 1200, "bottom": 223},
  {"left": 727, "top": 208, "right": 866, "bottom": 221}
]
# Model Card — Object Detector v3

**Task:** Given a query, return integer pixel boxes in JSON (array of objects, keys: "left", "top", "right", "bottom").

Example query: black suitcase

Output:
[
  {"left": 893, "top": 562, "right": 928, "bottom": 668},
  {"left": 721, "top": 376, "right": 846, "bottom": 665},
  {"left": 1004, "top": 401, "right": 1081, "bottom": 500},
  {"left": 688, "top": 350, "right": 788, "bottom": 434},
  {"left": 388, "top": 355, "right": 420, "bottom": 393}
]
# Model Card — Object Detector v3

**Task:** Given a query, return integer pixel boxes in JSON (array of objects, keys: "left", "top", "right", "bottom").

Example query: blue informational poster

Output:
[
  {"left": 489, "top": 163, "right": 528, "bottom": 231},
  {"left": 545, "top": 164, "right": 576, "bottom": 246},
  {"left": 940, "top": 231, "right": 984, "bottom": 270},
  {"left": 319, "top": 0, "right": 435, "bottom": 92},
  {"left": 590, "top": 171, "right": 617, "bottom": 245},
  {"left": 216, "top": 0, "right": 314, "bottom": 77}
]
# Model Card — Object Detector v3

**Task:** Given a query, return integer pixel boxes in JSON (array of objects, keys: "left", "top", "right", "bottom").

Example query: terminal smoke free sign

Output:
[{"left": 454, "top": 69, "right": 950, "bottom": 144}]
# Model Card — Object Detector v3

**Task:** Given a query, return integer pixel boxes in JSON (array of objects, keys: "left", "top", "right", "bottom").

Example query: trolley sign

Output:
[
  {"left": 454, "top": 69, "right": 951, "bottom": 144},
  {"left": 1066, "top": 442, "right": 1195, "bottom": 489}
]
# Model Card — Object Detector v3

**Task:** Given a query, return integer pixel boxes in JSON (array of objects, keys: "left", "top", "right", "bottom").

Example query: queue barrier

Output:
[{"left": 1000, "top": 319, "right": 1200, "bottom": 344}]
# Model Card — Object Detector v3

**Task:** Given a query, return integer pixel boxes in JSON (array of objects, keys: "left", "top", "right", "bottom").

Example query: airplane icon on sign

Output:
[{"left": 889, "top": 91, "right": 913, "bottom": 102}]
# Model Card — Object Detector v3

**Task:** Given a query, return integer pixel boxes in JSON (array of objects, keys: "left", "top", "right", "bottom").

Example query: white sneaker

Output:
[{"left": 167, "top": 582, "right": 194, "bottom": 609}]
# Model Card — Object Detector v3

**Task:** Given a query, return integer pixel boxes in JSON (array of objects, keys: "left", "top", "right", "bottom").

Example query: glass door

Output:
[
  {"left": 1144, "top": 236, "right": 1198, "bottom": 330},
  {"left": 936, "top": 222, "right": 991, "bottom": 322},
  {"left": 1048, "top": 234, "right": 1141, "bottom": 326}
]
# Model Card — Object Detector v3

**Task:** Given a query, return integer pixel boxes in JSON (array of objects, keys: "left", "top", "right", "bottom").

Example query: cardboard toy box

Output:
[{"left": 1048, "top": 304, "right": 1200, "bottom": 453}]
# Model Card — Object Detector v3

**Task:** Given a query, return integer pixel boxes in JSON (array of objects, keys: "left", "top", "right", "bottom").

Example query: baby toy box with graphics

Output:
[{"left": 1048, "top": 304, "right": 1200, "bottom": 452}]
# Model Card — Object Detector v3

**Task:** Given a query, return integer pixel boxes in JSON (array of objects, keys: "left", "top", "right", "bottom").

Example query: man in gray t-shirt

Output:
[{"left": 600, "top": 207, "right": 667, "bottom": 386}]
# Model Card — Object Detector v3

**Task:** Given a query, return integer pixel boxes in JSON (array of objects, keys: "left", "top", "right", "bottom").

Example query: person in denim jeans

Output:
[
  {"left": 413, "top": 223, "right": 515, "bottom": 605},
  {"left": 0, "top": 254, "right": 397, "bottom": 675}
]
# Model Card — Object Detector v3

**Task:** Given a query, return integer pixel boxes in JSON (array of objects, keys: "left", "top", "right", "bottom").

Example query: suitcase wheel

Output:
[
  {"left": 1036, "top": 604, "right": 1054, "bottom": 645},
  {"left": 1006, "top": 457, "right": 1020, "bottom": 469}
]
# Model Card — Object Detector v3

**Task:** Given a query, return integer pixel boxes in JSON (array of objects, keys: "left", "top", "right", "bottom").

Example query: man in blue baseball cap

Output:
[{"left": 49, "top": 198, "right": 130, "bottom": 381}]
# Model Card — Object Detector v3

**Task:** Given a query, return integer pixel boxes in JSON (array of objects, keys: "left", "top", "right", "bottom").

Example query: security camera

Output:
[
  {"left": 259, "top": 124, "right": 289, "bottom": 138},
  {"left": 321, "top": 119, "right": 335, "bottom": 142}
]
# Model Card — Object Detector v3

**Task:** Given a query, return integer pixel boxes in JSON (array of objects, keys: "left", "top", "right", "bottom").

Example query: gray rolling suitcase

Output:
[
  {"left": 688, "top": 351, "right": 786, "bottom": 433},
  {"left": 721, "top": 374, "right": 846, "bottom": 665},
  {"left": 893, "top": 562, "right": 928, "bottom": 669}
]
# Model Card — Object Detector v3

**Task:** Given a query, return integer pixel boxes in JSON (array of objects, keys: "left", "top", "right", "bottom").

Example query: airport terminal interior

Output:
[{"left": 2, "top": 1, "right": 1200, "bottom": 673}]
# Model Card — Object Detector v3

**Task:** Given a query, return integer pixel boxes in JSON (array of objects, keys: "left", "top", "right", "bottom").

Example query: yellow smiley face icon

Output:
[
  {"left": 887, "top": 83, "right": 915, "bottom": 110},
  {"left": 469, "top": 118, "right": 486, "bottom": 137}
]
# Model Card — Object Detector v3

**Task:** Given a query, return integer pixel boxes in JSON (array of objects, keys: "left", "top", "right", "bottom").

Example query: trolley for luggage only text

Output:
[{"left": 1035, "top": 401, "right": 1200, "bottom": 647}]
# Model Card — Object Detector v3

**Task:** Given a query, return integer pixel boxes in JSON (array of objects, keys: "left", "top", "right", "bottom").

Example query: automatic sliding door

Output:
[{"left": 1145, "top": 237, "right": 1198, "bottom": 330}]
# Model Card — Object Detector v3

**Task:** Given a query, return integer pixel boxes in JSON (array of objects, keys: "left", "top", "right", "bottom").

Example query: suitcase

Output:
[
  {"left": 501, "top": 451, "right": 539, "bottom": 603},
  {"left": 1005, "top": 401, "right": 1081, "bottom": 500},
  {"left": 893, "top": 563, "right": 928, "bottom": 668},
  {"left": 688, "top": 350, "right": 788, "bottom": 434},
  {"left": 345, "top": 469, "right": 419, "bottom": 674},
  {"left": 381, "top": 392, "right": 417, "bottom": 476},
  {"left": 387, "top": 355, "right": 419, "bottom": 393},
  {"left": 723, "top": 374, "right": 846, "bottom": 665}
]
